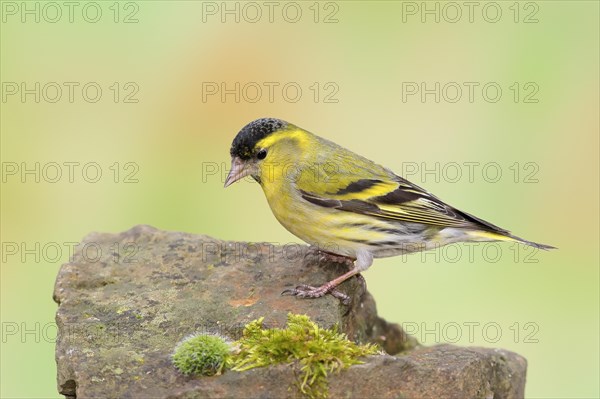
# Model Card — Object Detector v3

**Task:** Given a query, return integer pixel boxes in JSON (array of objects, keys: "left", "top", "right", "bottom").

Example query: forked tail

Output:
[
  {"left": 506, "top": 234, "right": 556, "bottom": 250},
  {"left": 468, "top": 230, "right": 556, "bottom": 250}
]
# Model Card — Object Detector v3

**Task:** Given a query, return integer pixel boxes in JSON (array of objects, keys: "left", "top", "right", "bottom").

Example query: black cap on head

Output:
[{"left": 230, "top": 118, "right": 287, "bottom": 159}]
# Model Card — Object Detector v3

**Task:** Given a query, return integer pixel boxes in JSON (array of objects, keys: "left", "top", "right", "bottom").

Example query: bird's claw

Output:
[
  {"left": 317, "top": 251, "right": 355, "bottom": 267},
  {"left": 281, "top": 284, "right": 350, "bottom": 305}
]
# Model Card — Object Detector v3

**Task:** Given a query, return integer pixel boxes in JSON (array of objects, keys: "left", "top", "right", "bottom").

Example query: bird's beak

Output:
[{"left": 224, "top": 157, "right": 251, "bottom": 188}]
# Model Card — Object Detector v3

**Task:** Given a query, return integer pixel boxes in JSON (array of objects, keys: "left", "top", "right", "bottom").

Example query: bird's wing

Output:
[{"left": 297, "top": 170, "right": 508, "bottom": 233}]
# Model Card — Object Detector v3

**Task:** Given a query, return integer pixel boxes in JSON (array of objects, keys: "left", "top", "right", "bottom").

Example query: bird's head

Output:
[{"left": 225, "top": 117, "right": 304, "bottom": 187}]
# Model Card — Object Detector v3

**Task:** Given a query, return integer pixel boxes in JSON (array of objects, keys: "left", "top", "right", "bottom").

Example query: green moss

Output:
[
  {"left": 170, "top": 314, "right": 379, "bottom": 398},
  {"left": 172, "top": 333, "right": 231, "bottom": 376},
  {"left": 231, "top": 313, "right": 378, "bottom": 399}
]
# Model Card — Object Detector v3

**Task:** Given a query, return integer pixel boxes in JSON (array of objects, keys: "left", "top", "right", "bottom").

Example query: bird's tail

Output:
[
  {"left": 506, "top": 234, "right": 556, "bottom": 250},
  {"left": 467, "top": 230, "right": 556, "bottom": 250}
]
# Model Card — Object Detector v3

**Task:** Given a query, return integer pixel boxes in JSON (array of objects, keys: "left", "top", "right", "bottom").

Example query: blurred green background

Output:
[{"left": 1, "top": 1, "right": 598, "bottom": 397}]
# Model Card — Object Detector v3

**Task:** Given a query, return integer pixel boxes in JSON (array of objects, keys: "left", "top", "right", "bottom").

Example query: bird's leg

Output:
[
  {"left": 282, "top": 250, "right": 373, "bottom": 304},
  {"left": 319, "top": 251, "right": 367, "bottom": 295}
]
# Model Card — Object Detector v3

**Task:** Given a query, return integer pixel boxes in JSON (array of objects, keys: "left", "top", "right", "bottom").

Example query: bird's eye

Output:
[{"left": 257, "top": 149, "right": 267, "bottom": 160}]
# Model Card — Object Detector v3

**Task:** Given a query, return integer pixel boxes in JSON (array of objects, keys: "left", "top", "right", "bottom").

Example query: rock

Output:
[
  {"left": 53, "top": 225, "right": 526, "bottom": 398},
  {"left": 169, "top": 345, "right": 526, "bottom": 399}
]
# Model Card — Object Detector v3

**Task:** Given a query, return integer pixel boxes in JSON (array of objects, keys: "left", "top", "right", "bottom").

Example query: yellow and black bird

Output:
[{"left": 225, "top": 118, "right": 554, "bottom": 302}]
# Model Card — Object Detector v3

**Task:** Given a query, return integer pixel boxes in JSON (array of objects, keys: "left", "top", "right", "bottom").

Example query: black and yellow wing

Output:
[{"left": 297, "top": 174, "right": 509, "bottom": 234}]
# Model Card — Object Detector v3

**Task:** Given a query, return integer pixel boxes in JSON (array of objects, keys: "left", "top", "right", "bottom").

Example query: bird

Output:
[{"left": 224, "top": 117, "right": 555, "bottom": 303}]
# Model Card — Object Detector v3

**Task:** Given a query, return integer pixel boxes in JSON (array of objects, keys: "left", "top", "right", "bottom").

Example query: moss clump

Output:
[
  {"left": 170, "top": 314, "right": 379, "bottom": 398},
  {"left": 231, "top": 313, "right": 378, "bottom": 398},
  {"left": 172, "top": 333, "right": 231, "bottom": 376}
]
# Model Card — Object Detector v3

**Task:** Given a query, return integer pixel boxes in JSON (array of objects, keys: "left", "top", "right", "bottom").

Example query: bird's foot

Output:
[
  {"left": 281, "top": 283, "right": 350, "bottom": 305},
  {"left": 317, "top": 251, "right": 355, "bottom": 267}
]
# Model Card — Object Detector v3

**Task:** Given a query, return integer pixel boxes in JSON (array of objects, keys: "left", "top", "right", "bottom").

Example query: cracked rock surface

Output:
[{"left": 54, "top": 225, "right": 526, "bottom": 398}]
